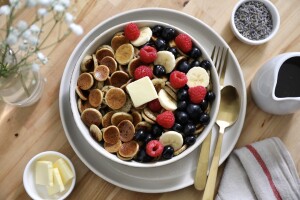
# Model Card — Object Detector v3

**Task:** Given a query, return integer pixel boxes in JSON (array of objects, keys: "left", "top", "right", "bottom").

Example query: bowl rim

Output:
[
  {"left": 230, "top": 0, "right": 280, "bottom": 45},
  {"left": 23, "top": 151, "right": 76, "bottom": 200},
  {"left": 69, "top": 20, "right": 220, "bottom": 168}
]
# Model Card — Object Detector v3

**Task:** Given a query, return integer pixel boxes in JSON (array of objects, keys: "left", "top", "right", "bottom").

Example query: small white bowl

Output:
[
  {"left": 23, "top": 151, "right": 76, "bottom": 200},
  {"left": 231, "top": 0, "right": 280, "bottom": 45}
]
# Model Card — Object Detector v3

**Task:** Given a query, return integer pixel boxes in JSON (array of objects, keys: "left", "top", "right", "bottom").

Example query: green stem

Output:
[{"left": 19, "top": 72, "right": 30, "bottom": 97}]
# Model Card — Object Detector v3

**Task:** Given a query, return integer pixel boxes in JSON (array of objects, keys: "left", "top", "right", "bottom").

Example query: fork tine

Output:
[
  {"left": 219, "top": 48, "right": 229, "bottom": 86},
  {"left": 211, "top": 46, "right": 216, "bottom": 60}
]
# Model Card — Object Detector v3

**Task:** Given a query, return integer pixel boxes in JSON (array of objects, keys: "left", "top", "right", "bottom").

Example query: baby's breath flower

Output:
[
  {"left": 37, "top": 52, "right": 48, "bottom": 64},
  {"left": 54, "top": 4, "right": 65, "bottom": 13},
  {"left": 38, "top": 8, "right": 48, "bottom": 17},
  {"left": 0, "top": 5, "right": 11, "bottom": 15},
  {"left": 28, "top": 36, "right": 39, "bottom": 46},
  {"left": 6, "top": 34, "right": 18, "bottom": 45},
  {"left": 32, "top": 63, "right": 40, "bottom": 72},
  {"left": 64, "top": 12, "right": 73, "bottom": 24},
  {"left": 69, "top": 23, "right": 83, "bottom": 36},
  {"left": 59, "top": 0, "right": 70, "bottom": 8},
  {"left": 19, "top": 42, "right": 29, "bottom": 51},
  {"left": 22, "top": 30, "right": 31, "bottom": 40},
  {"left": 17, "top": 21, "right": 28, "bottom": 32},
  {"left": 38, "top": 0, "right": 51, "bottom": 6},
  {"left": 26, "top": 0, "right": 37, "bottom": 7},
  {"left": 30, "top": 24, "right": 40, "bottom": 34}
]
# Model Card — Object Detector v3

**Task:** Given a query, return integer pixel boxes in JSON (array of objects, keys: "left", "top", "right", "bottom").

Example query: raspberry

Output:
[
  {"left": 146, "top": 140, "right": 164, "bottom": 157},
  {"left": 148, "top": 99, "right": 162, "bottom": 113},
  {"left": 124, "top": 23, "right": 140, "bottom": 41},
  {"left": 175, "top": 33, "right": 192, "bottom": 53},
  {"left": 169, "top": 70, "right": 188, "bottom": 89},
  {"left": 188, "top": 86, "right": 207, "bottom": 104},
  {"left": 139, "top": 46, "right": 157, "bottom": 64},
  {"left": 134, "top": 65, "right": 153, "bottom": 80},
  {"left": 156, "top": 111, "right": 175, "bottom": 129}
]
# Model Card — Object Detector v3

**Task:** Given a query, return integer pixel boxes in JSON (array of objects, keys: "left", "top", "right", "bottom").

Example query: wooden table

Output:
[{"left": 1, "top": 0, "right": 299, "bottom": 199}]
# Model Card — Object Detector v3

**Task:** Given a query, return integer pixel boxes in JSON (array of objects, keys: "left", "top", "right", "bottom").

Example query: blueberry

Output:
[
  {"left": 189, "top": 47, "right": 202, "bottom": 59},
  {"left": 185, "top": 135, "right": 196, "bottom": 146},
  {"left": 172, "top": 123, "right": 183, "bottom": 132},
  {"left": 200, "top": 60, "right": 212, "bottom": 70},
  {"left": 152, "top": 25, "right": 164, "bottom": 37},
  {"left": 186, "top": 104, "right": 202, "bottom": 120},
  {"left": 190, "top": 60, "right": 201, "bottom": 68},
  {"left": 177, "top": 100, "right": 187, "bottom": 111},
  {"left": 153, "top": 65, "right": 166, "bottom": 77},
  {"left": 177, "top": 60, "right": 190, "bottom": 73},
  {"left": 135, "top": 148, "right": 153, "bottom": 162},
  {"left": 162, "top": 145, "right": 174, "bottom": 159},
  {"left": 155, "top": 38, "right": 167, "bottom": 51},
  {"left": 175, "top": 111, "right": 189, "bottom": 125},
  {"left": 205, "top": 91, "right": 215, "bottom": 102},
  {"left": 144, "top": 133, "right": 153, "bottom": 144},
  {"left": 183, "top": 122, "right": 196, "bottom": 136},
  {"left": 141, "top": 41, "right": 155, "bottom": 48},
  {"left": 199, "top": 113, "right": 210, "bottom": 125},
  {"left": 167, "top": 47, "right": 178, "bottom": 57},
  {"left": 134, "top": 129, "right": 147, "bottom": 141},
  {"left": 162, "top": 28, "right": 176, "bottom": 41},
  {"left": 177, "top": 88, "right": 189, "bottom": 101},
  {"left": 199, "top": 99, "right": 209, "bottom": 111},
  {"left": 151, "top": 124, "right": 163, "bottom": 138}
]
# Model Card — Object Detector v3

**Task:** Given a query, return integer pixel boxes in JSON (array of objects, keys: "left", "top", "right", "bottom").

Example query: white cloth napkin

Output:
[{"left": 216, "top": 137, "right": 300, "bottom": 200}]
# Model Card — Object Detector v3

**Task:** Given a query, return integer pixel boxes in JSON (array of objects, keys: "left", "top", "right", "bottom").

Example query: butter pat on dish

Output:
[
  {"left": 47, "top": 168, "right": 65, "bottom": 195},
  {"left": 35, "top": 161, "right": 53, "bottom": 186},
  {"left": 126, "top": 76, "right": 158, "bottom": 107},
  {"left": 54, "top": 158, "right": 74, "bottom": 185}
]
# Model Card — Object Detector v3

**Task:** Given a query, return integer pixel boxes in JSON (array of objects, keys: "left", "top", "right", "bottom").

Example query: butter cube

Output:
[
  {"left": 54, "top": 158, "right": 74, "bottom": 185},
  {"left": 126, "top": 76, "right": 158, "bottom": 107},
  {"left": 47, "top": 168, "right": 65, "bottom": 195},
  {"left": 35, "top": 161, "right": 53, "bottom": 186}
]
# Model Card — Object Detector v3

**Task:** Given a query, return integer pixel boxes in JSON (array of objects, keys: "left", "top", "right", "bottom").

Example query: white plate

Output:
[{"left": 59, "top": 8, "right": 246, "bottom": 193}]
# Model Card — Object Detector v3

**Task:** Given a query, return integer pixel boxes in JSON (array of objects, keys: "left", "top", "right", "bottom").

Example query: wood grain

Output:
[{"left": 1, "top": 0, "right": 300, "bottom": 199}]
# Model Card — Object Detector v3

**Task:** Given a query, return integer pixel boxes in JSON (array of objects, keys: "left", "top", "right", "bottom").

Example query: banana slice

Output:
[
  {"left": 158, "top": 89, "right": 177, "bottom": 111},
  {"left": 159, "top": 131, "right": 183, "bottom": 151},
  {"left": 154, "top": 51, "right": 176, "bottom": 73},
  {"left": 186, "top": 67, "right": 210, "bottom": 87},
  {"left": 131, "top": 27, "right": 152, "bottom": 47}
]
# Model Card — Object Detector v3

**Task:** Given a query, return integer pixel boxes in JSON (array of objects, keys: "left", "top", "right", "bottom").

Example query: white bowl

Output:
[
  {"left": 69, "top": 20, "right": 220, "bottom": 167},
  {"left": 230, "top": 0, "right": 280, "bottom": 45},
  {"left": 23, "top": 151, "right": 76, "bottom": 200}
]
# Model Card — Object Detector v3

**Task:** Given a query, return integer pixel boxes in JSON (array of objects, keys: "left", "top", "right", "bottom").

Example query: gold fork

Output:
[{"left": 194, "top": 46, "right": 229, "bottom": 190}]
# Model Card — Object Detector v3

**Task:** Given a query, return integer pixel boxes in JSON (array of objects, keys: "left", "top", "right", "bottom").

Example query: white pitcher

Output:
[{"left": 251, "top": 52, "right": 300, "bottom": 115}]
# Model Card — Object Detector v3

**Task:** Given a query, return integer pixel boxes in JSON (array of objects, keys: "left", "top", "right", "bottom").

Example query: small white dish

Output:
[
  {"left": 231, "top": 0, "right": 280, "bottom": 45},
  {"left": 23, "top": 151, "right": 76, "bottom": 200}
]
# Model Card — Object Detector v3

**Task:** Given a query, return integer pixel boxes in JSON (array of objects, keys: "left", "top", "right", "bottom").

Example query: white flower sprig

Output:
[{"left": 0, "top": 0, "right": 83, "bottom": 78}]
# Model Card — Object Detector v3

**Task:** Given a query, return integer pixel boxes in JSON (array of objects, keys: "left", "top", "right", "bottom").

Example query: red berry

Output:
[
  {"left": 146, "top": 140, "right": 164, "bottom": 157},
  {"left": 139, "top": 46, "right": 157, "bottom": 64},
  {"left": 134, "top": 65, "right": 153, "bottom": 80},
  {"left": 169, "top": 70, "right": 188, "bottom": 89},
  {"left": 124, "top": 23, "right": 140, "bottom": 41},
  {"left": 188, "top": 86, "right": 207, "bottom": 104},
  {"left": 175, "top": 33, "right": 192, "bottom": 53},
  {"left": 156, "top": 111, "right": 175, "bottom": 129},
  {"left": 148, "top": 99, "right": 162, "bottom": 113}
]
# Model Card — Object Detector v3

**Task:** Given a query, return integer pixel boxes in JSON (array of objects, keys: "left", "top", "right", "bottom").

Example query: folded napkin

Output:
[{"left": 216, "top": 137, "right": 300, "bottom": 200}]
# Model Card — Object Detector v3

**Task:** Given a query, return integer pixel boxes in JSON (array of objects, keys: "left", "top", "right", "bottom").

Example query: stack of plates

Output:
[{"left": 59, "top": 8, "right": 246, "bottom": 193}]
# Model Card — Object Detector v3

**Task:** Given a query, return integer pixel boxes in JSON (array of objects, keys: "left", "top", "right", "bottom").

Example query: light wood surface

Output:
[{"left": 1, "top": 0, "right": 300, "bottom": 199}]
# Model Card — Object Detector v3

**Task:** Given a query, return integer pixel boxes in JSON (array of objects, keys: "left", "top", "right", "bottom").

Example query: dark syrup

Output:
[{"left": 275, "top": 56, "right": 300, "bottom": 98}]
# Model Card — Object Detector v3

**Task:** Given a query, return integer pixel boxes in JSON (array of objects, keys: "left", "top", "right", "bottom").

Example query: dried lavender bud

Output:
[{"left": 234, "top": 1, "right": 273, "bottom": 40}]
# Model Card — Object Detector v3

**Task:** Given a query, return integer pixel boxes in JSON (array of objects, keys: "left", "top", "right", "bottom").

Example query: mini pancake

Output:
[
  {"left": 102, "top": 111, "right": 116, "bottom": 128},
  {"left": 81, "top": 108, "right": 102, "bottom": 127},
  {"left": 118, "top": 64, "right": 128, "bottom": 73},
  {"left": 111, "top": 112, "right": 133, "bottom": 126},
  {"left": 77, "top": 99, "right": 93, "bottom": 114},
  {"left": 111, "top": 34, "right": 129, "bottom": 52},
  {"left": 88, "top": 89, "right": 103, "bottom": 108},
  {"left": 93, "top": 65, "right": 109, "bottom": 81},
  {"left": 174, "top": 144, "right": 187, "bottom": 156},
  {"left": 165, "top": 81, "right": 178, "bottom": 93},
  {"left": 93, "top": 81, "right": 104, "bottom": 90},
  {"left": 114, "top": 95, "right": 132, "bottom": 113},
  {"left": 135, "top": 121, "right": 152, "bottom": 131},
  {"left": 141, "top": 111, "right": 155, "bottom": 124},
  {"left": 131, "top": 111, "right": 142, "bottom": 126},
  {"left": 143, "top": 107, "right": 157, "bottom": 121},
  {"left": 77, "top": 72, "right": 94, "bottom": 90},
  {"left": 90, "top": 124, "right": 102, "bottom": 142},
  {"left": 195, "top": 124, "right": 205, "bottom": 134},
  {"left": 120, "top": 79, "right": 133, "bottom": 90},
  {"left": 168, "top": 39, "right": 176, "bottom": 48},
  {"left": 80, "top": 55, "right": 94, "bottom": 72},
  {"left": 75, "top": 86, "right": 88, "bottom": 101},
  {"left": 103, "top": 125, "right": 120, "bottom": 144},
  {"left": 110, "top": 71, "right": 130, "bottom": 88},
  {"left": 114, "top": 43, "right": 134, "bottom": 65},
  {"left": 104, "top": 140, "right": 122, "bottom": 153},
  {"left": 96, "top": 47, "right": 114, "bottom": 63},
  {"left": 105, "top": 88, "right": 126, "bottom": 110},
  {"left": 117, "top": 152, "right": 133, "bottom": 161},
  {"left": 151, "top": 78, "right": 166, "bottom": 93},
  {"left": 164, "top": 85, "right": 177, "bottom": 101},
  {"left": 118, "top": 140, "right": 139, "bottom": 158},
  {"left": 117, "top": 120, "right": 135, "bottom": 142},
  {"left": 128, "top": 57, "right": 143, "bottom": 77},
  {"left": 101, "top": 85, "right": 115, "bottom": 94},
  {"left": 92, "top": 54, "right": 99, "bottom": 68},
  {"left": 100, "top": 56, "right": 117, "bottom": 74}
]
